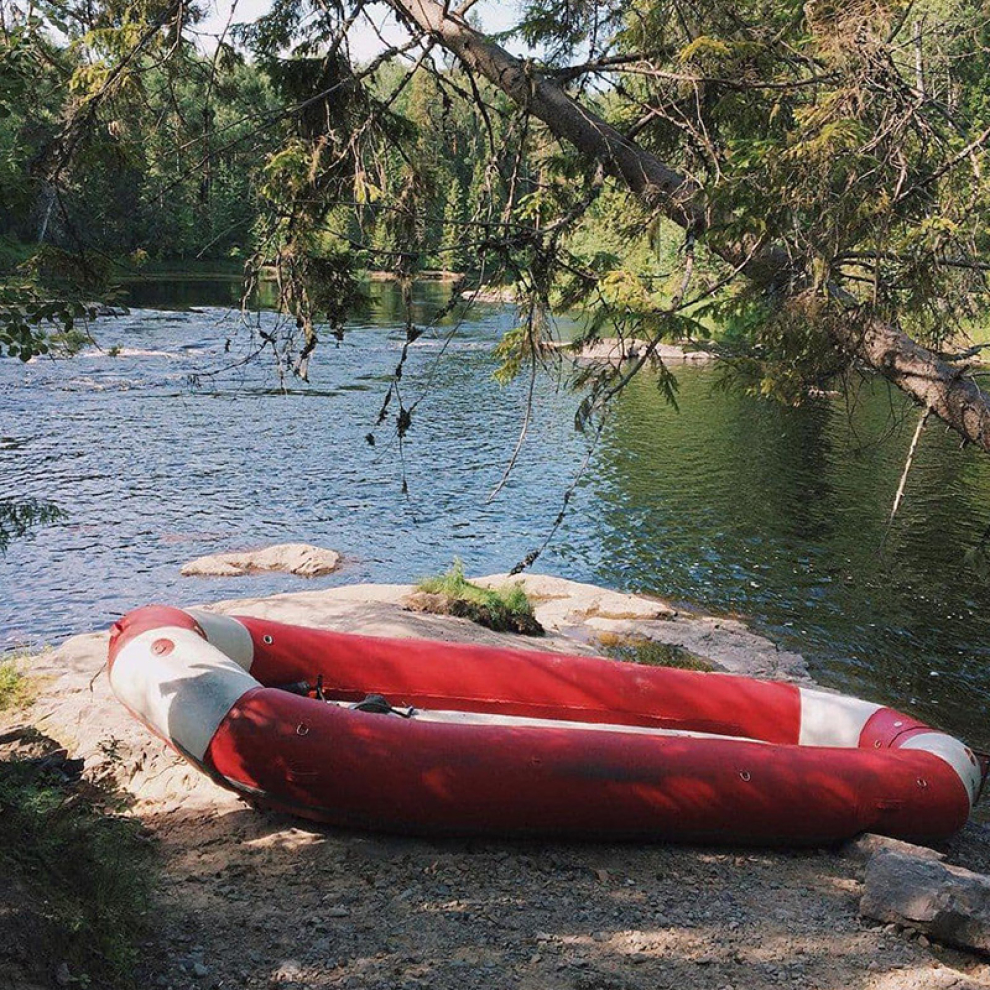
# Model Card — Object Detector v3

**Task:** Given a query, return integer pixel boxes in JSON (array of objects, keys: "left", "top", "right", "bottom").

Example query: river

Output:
[{"left": 3, "top": 278, "right": 990, "bottom": 748}]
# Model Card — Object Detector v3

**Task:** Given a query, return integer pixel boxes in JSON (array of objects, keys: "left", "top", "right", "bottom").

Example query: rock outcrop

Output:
[
  {"left": 180, "top": 542, "right": 340, "bottom": 578},
  {"left": 474, "top": 573, "right": 810, "bottom": 680},
  {"left": 551, "top": 338, "right": 716, "bottom": 365}
]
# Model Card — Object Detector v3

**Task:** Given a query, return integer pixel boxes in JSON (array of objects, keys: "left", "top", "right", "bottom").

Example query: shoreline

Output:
[{"left": 6, "top": 573, "right": 990, "bottom": 989}]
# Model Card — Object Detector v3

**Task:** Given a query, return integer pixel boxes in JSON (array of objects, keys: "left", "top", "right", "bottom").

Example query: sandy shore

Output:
[{"left": 8, "top": 574, "right": 990, "bottom": 990}]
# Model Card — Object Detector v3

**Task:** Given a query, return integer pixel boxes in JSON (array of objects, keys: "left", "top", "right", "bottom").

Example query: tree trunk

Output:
[
  {"left": 388, "top": 0, "right": 990, "bottom": 453},
  {"left": 37, "top": 181, "right": 56, "bottom": 244}
]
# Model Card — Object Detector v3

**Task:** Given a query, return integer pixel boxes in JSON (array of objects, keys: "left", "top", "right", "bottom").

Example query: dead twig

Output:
[{"left": 889, "top": 406, "right": 931, "bottom": 525}]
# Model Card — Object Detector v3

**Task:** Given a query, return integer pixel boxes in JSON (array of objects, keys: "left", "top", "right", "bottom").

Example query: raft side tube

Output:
[
  {"left": 110, "top": 626, "right": 260, "bottom": 763},
  {"left": 230, "top": 614, "right": 805, "bottom": 742},
  {"left": 798, "top": 687, "right": 881, "bottom": 747},
  {"left": 899, "top": 732, "right": 983, "bottom": 805},
  {"left": 204, "top": 686, "right": 973, "bottom": 843},
  {"left": 187, "top": 609, "right": 255, "bottom": 672}
]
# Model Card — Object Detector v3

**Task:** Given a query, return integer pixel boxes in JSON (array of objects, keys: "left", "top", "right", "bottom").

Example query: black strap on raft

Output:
[
  {"left": 352, "top": 694, "right": 414, "bottom": 718},
  {"left": 271, "top": 674, "right": 327, "bottom": 700},
  {"left": 273, "top": 680, "right": 311, "bottom": 696},
  {"left": 270, "top": 682, "right": 413, "bottom": 717}
]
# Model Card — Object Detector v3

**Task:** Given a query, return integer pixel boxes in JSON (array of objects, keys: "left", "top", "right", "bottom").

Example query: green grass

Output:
[
  {"left": 415, "top": 560, "right": 543, "bottom": 635},
  {"left": 0, "top": 657, "right": 33, "bottom": 711},
  {"left": 596, "top": 632, "right": 714, "bottom": 671},
  {"left": 0, "top": 740, "right": 155, "bottom": 988}
]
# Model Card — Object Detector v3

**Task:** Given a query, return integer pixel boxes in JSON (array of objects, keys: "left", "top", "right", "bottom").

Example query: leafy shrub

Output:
[{"left": 0, "top": 658, "right": 32, "bottom": 710}]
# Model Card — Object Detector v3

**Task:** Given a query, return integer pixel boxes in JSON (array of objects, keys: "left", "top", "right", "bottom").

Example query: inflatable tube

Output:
[{"left": 108, "top": 605, "right": 983, "bottom": 844}]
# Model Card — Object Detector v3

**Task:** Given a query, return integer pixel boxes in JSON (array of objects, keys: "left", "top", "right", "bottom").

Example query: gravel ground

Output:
[{"left": 139, "top": 804, "right": 990, "bottom": 990}]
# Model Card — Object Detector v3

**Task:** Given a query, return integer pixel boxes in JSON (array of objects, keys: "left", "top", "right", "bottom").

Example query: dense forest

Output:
[
  {"left": 0, "top": 19, "right": 664, "bottom": 279},
  {"left": 0, "top": 40, "right": 525, "bottom": 272}
]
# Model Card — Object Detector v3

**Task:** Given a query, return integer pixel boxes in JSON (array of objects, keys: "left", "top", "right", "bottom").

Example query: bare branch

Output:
[{"left": 889, "top": 406, "right": 931, "bottom": 524}]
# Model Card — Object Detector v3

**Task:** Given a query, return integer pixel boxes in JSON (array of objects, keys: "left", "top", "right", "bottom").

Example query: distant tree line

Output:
[{"left": 1, "top": 20, "right": 571, "bottom": 275}]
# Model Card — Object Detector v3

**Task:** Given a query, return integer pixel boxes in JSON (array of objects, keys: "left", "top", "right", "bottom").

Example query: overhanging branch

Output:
[{"left": 386, "top": 0, "right": 990, "bottom": 455}]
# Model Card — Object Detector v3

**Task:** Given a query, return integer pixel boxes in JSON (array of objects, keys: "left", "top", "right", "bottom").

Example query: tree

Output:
[
  {"left": 375, "top": 0, "right": 990, "bottom": 451},
  {"left": 4, "top": 0, "right": 990, "bottom": 457}
]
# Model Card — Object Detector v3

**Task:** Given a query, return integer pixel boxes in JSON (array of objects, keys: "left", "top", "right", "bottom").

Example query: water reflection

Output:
[{"left": 587, "top": 372, "right": 990, "bottom": 742}]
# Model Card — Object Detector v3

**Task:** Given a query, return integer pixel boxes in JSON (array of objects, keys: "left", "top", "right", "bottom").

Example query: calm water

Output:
[{"left": 4, "top": 278, "right": 990, "bottom": 747}]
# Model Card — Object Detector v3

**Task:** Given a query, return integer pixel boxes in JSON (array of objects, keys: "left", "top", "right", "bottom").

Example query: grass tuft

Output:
[
  {"left": 0, "top": 657, "right": 34, "bottom": 711},
  {"left": 413, "top": 560, "right": 543, "bottom": 635},
  {"left": 596, "top": 631, "right": 714, "bottom": 671}
]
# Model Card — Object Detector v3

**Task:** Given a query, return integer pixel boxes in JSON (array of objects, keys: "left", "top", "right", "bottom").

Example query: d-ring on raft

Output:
[{"left": 108, "top": 605, "right": 984, "bottom": 844}]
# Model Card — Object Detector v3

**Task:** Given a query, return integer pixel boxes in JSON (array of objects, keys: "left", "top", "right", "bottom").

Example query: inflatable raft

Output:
[{"left": 108, "top": 605, "right": 983, "bottom": 844}]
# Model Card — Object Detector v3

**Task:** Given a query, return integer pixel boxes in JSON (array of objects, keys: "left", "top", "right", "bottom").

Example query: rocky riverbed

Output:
[{"left": 7, "top": 574, "right": 990, "bottom": 990}]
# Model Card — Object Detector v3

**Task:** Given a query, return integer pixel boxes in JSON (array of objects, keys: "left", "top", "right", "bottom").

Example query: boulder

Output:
[
  {"left": 180, "top": 543, "right": 340, "bottom": 578},
  {"left": 861, "top": 850, "right": 990, "bottom": 954},
  {"left": 842, "top": 832, "right": 946, "bottom": 864}
]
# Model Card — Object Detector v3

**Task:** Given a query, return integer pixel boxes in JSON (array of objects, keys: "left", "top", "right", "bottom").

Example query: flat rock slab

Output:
[
  {"left": 842, "top": 832, "right": 946, "bottom": 864},
  {"left": 474, "top": 572, "right": 678, "bottom": 623},
  {"left": 862, "top": 850, "right": 990, "bottom": 954},
  {"left": 476, "top": 573, "right": 810, "bottom": 681},
  {"left": 180, "top": 543, "right": 340, "bottom": 578}
]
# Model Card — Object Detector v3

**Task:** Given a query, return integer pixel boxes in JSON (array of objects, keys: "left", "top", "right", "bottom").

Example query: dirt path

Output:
[{"left": 9, "top": 575, "right": 990, "bottom": 990}]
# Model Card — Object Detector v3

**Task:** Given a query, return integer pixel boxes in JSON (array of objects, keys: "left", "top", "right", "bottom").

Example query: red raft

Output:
[{"left": 108, "top": 605, "right": 982, "bottom": 844}]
